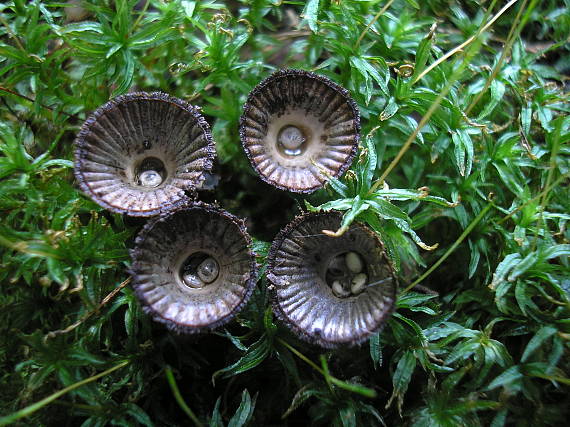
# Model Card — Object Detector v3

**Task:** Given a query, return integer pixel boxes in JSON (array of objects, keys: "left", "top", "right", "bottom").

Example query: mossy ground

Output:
[{"left": 1, "top": 1, "right": 569, "bottom": 426}]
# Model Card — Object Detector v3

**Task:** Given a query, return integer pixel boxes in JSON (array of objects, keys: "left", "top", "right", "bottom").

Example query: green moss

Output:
[{"left": 1, "top": 0, "right": 569, "bottom": 425}]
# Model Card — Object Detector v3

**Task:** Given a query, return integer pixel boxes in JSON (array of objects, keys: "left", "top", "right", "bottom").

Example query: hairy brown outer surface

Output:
[
  {"left": 129, "top": 201, "right": 258, "bottom": 334},
  {"left": 267, "top": 211, "right": 397, "bottom": 348},
  {"left": 240, "top": 69, "right": 360, "bottom": 193},
  {"left": 74, "top": 92, "right": 216, "bottom": 216}
]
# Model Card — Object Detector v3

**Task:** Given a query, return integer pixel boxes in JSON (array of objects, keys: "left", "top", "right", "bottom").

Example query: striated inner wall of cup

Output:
[
  {"left": 241, "top": 72, "right": 359, "bottom": 193},
  {"left": 268, "top": 214, "right": 396, "bottom": 346},
  {"left": 132, "top": 208, "right": 254, "bottom": 329},
  {"left": 76, "top": 94, "right": 214, "bottom": 215}
]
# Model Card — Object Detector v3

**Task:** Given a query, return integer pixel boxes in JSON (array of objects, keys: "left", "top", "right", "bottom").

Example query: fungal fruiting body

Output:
[
  {"left": 129, "top": 202, "right": 257, "bottom": 333},
  {"left": 74, "top": 92, "right": 216, "bottom": 216},
  {"left": 240, "top": 69, "right": 360, "bottom": 193},
  {"left": 267, "top": 211, "right": 397, "bottom": 348}
]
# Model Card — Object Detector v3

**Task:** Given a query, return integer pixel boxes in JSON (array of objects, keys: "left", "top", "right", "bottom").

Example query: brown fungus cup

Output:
[
  {"left": 267, "top": 211, "right": 397, "bottom": 348},
  {"left": 74, "top": 92, "right": 216, "bottom": 216},
  {"left": 129, "top": 202, "right": 258, "bottom": 333},
  {"left": 240, "top": 69, "right": 360, "bottom": 193}
]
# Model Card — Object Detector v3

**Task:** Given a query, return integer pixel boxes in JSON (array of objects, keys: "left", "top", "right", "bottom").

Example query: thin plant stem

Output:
[
  {"left": 371, "top": 56, "right": 472, "bottom": 191},
  {"left": 527, "top": 37, "right": 570, "bottom": 62},
  {"left": 531, "top": 119, "right": 565, "bottom": 252},
  {"left": 540, "top": 119, "right": 564, "bottom": 210},
  {"left": 0, "top": 234, "right": 62, "bottom": 259},
  {"left": 165, "top": 366, "right": 204, "bottom": 427},
  {"left": 51, "top": 400, "right": 105, "bottom": 412},
  {"left": 465, "top": 0, "right": 538, "bottom": 115},
  {"left": 497, "top": 173, "right": 569, "bottom": 225},
  {"left": 0, "top": 86, "right": 75, "bottom": 118},
  {"left": 527, "top": 373, "right": 570, "bottom": 385},
  {"left": 401, "top": 201, "right": 494, "bottom": 294},
  {"left": 0, "top": 360, "right": 129, "bottom": 426},
  {"left": 355, "top": 0, "right": 395, "bottom": 49},
  {"left": 320, "top": 355, "right": 335, "bottom": 395},
  {"left": 370, "top": 0, "right": 505, "bottom": 191},
  {"left": 278, "top": 338, "right": 322, "bottom": 372},
  {"left": 132, "top": 0, "right": 151, "bottom": 31},
  {"left": 412, "top": 0, "right": 520, "bottom": 85},
  {"left": 370, "top": 80, "right": 452, "bottom": 190},
  {"left": 277, "top": 338, "right": 377, "bottom": 398},
  {"left": 0, "top": 14, "right": 26, "bottom": 52},
  {"left": 412, "top": 0, "right": 518, "bottom": 84}
]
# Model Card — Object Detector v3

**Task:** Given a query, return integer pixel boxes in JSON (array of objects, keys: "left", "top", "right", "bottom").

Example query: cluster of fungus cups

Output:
[
  {"left": 73, "top": 69, "right": 397, "bottom": 345},
  {"left": 74, "top": 92, "right": 257, "bottom": 332},
  {"left": 241, "top": 70, "right": 397, "bottom": 347}
]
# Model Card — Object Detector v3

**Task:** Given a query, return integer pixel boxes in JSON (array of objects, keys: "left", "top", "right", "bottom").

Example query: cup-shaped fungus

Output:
[
  {"left": 129, "top": 202, "right": 257, "bottom": 333},
  {"left": 267, "top": 211, "right": 397, "bottom": 348},
  {"left": 240, "top": 69, "right": 360, "bottom": 193},
  {"left": 74, "top": 92, "right": 216, "bottom": 216}
]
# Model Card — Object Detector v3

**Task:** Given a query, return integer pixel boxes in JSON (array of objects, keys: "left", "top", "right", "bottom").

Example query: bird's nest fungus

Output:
[
  {"left": 129, "top": 202, "right": 258, "bottom": 333},
  {"left": 240, "top": 69, "right": 360, "bottom": 193},
  {"left": 267, "top": 211, "right": 398, "bottom": 348},
  {"left": 73, "top": 73, "right": 397, "bottom": 346},
  {"left": 74, "top": 92, "right": 215, "bottom": 216}
]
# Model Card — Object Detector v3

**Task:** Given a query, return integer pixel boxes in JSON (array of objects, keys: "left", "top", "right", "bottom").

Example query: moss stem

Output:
[
  {"left": 402, "top": 201, "right": 494, "bottom": 294},
  {"left": 0, "top": 360, "right": 129, "bottom": 426},
  {"left": 165, "top": 366, "right": 204, "bottom": 427}
]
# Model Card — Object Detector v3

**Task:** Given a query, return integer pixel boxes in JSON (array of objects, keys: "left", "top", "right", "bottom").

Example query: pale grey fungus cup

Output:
[
  {"left": 129, "top": 202, "right": 258, "bottom": 333},
  {"left": 267, "top": 211, "right": 397, "bottom": 348},
  {"left": 240, "top": 69, "right": 360, "bottom": 193},
  {"left": 74, "top": 92, "right": 216, "bottom": 216}
]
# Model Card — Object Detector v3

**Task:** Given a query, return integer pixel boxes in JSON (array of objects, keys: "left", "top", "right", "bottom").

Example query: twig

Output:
[
  {"left": 370, "top": 75, "right": 456, "bottom": 191},
  {"left": 370, "top": 0, "right": 511, "bottom": 190},
  {"left": 401, "top": 201, "right": 494, "bottom": 294},
  {"left": 274, "top": 30, "right": 311, "bottom": 40},
  {"left": 44, "top": 277, "right": 132, "bottom": 341},
  {"left": 0, "top": 234, "right": 62, "bottom": 259},
  {"left": 0, "top": 14, "right": 26, "bottom": 52},
  {"left": 466, "top": 0, "right": 536, "bottom": 115},
  {"left": 413, "top": 284, "right": 439, "bottom": 296},
  {"left": 132, "top": 0, "right": 151, "bottom": 32},
  {"left": 497, "top": 173, "right": 569, "bottom": 225},
  {"left": 0, "top": 86, "right": 75, "bottom": 119}
]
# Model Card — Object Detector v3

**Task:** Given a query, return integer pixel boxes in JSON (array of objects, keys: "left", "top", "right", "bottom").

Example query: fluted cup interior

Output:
[
  {"left": 74, "top": 92, "right": 215, "bottom": 216},
  {"left": 240, "top": 70, "right": 360, "bottom": 193},
  {"left": 130, "top": 203, "right": 257, "bottom": 333},
  {"left": 267, "top": 211, "right": 397, "bottom": 348}
]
